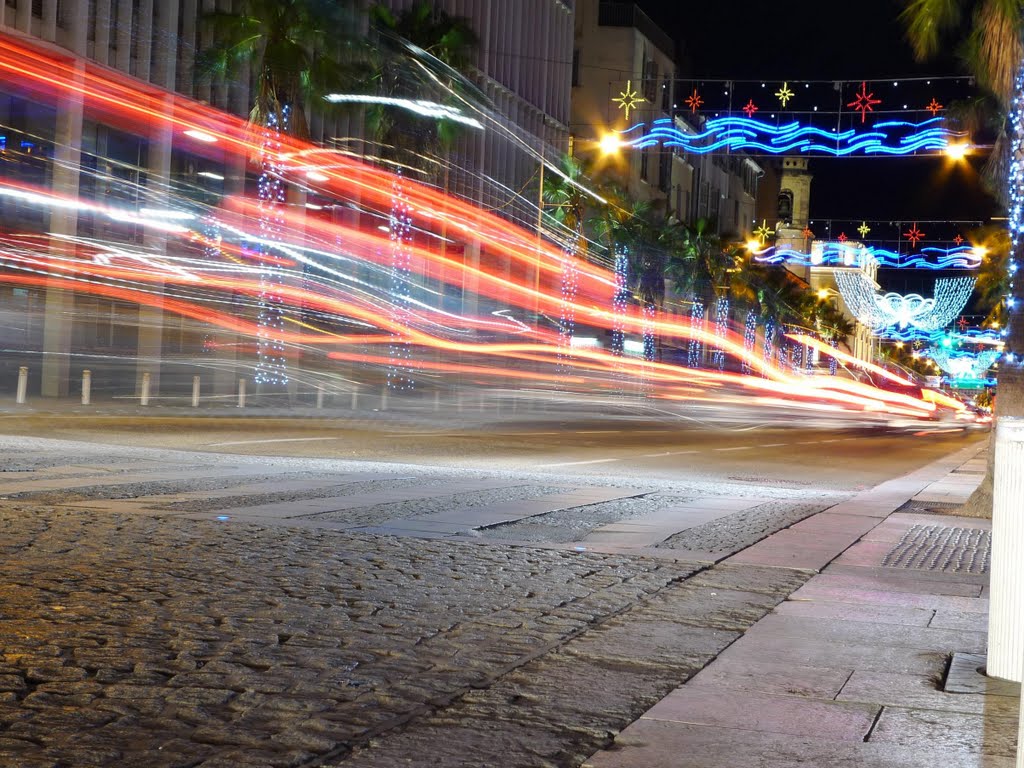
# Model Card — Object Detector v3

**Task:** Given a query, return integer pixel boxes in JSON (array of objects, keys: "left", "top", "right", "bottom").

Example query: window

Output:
[
  {"left": 643, "top": 60, "right": 658, "bottom": 100},
  {"left": 640, "top": 148, "right": 649, "bottom": 182},
  {"left": 661, "top": 77, "right": 671, "bottom": 112},
  {"left": 658, "top": 149, "right": 671, "bottom": 193},
  {"left": 571, "top": 50, "right": 580, "bottom": 87}
]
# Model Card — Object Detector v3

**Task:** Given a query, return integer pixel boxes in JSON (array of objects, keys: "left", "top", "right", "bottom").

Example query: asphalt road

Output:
[{"left": 0, "top": 408, "right": 987, "bottom": 492}]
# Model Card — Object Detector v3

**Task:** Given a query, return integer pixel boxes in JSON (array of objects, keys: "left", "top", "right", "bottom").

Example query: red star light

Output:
[
  {"left": 847, "top": 81, "right": 881, "bottom": 123},
  {"left": 685, "top": 88, "right": 704, "bottom": 113},
  {"left": 925, "top": 98, "right": 944, "bottom": 116},
  {"left": 958, "top": 317, "right": 969, "bottom": 330},
  {"left": 953, "top": 234, "right": 964, "bottom": 246},
  {"left": 801, "top": 227, "right": 814, "bottom": 239},
  {"left": 903, "top": 223, "right": 925, "bottom": 247},
  {"left": 837, "top": 232, "right": 848, "bottom": 243},
  {"left": 742, "top": 99, "right": 758, "bottom": 117}
]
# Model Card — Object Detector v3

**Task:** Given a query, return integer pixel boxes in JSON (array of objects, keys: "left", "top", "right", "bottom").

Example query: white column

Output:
[{"left": 987, "top": 417, "right": 1024, "bottom": 681}]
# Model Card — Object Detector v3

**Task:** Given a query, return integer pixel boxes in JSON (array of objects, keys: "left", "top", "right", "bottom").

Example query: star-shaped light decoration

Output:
[
  {"left": 742, "top": 99, "right": 758, "bottom": 118},
  {"left": 612, "top": 80, "right": 645, "bottom": 121},
  {"left": 958, "top": 316, "right": 969, "bottom": 330},
  {"left": 847, "top": 81, "right": 881, "bottom": 123},
  {"left": 801, "top": 226, "right": 814, "bottom": 239},
  {"left": 953, "top": 234, "right": 964, "bottom": 246},
  {"left": 903, "top": 222, "right": 925, "bottom": 248},
  {"left": 837, "top": 232, "right": 848, "bottom": 243},
  {"left": 857, "top": 221, "right": 871, "bottom": 238},
  {"left": 753, "top": 219, "right": 775, "bottom": 245},
  {"left": 775, "top": 81, "right": 794, "bottom": 107},
  {"left": 925, "top": 98, "right": 944, "bottom": 116},
  {"left": 685, "top": 87, "right": 704, "bottom": 113}
]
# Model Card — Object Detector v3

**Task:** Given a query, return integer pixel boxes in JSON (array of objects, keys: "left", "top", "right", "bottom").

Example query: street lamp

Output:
[{"left": 944, "top": 141, "right": 970, "bottom": 162}]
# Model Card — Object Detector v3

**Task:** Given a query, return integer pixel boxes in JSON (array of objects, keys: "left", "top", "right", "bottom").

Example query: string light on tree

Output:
[
  {"left": 712, "top": 297, "right": 730, "bottom": 370},
  {"left": 687, "top": 301, "right": 705, "bottom": 367},
  {"left": 742, "top": 311, "right": 758, "bottom": 374},
  {"left": 387, "top": 169, "right": 415, "bottom": 391},
  {"left": 611, "top": 246, "right": 629, "bottom": 356}
]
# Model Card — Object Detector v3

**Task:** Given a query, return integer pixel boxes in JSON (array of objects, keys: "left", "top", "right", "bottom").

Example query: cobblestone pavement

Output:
[{"left": 0, "top": 435, "right": 836, "bottom": 766}]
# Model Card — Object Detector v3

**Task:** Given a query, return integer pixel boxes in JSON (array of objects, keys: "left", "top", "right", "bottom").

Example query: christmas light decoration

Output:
[
  {"left": 857, "top": 221, "right": 871, "bottom": 238},
  {"left": 388, "top": 169, "right": 415, "bottom": 391},
  {"left": 742, "top": 310, "right": 758, "bottom": 374},
  {"left": 763, "top": 318, "right": 775, "bottom": 375},
  {"left": 953, "top": 234, "right": 964, "bottom": 246},
  {"left": 755, "top": 244, "right": 979, "bottom": 269},
  {"left": 847, "top": 81, "right": 882, "bottom": 122},
  {"left": 834, "top": 271, "right": 976, "bottom": 334},
  {"left": 742, "top": 99, "right": 758, "bottom": 117},
  {"left": 838, "top": 232, "right": 848, "bottom": 243},
  {"left": 712, "top": 297, "right": 729, "bottom": 370},
  {"left": 925, "top": 347, "right": 1002, "bottom": 378},
  {"left": 622, "top": 116, "right": 952, "bottom": 157},
  {"left": 775, "top": 82, "right": 795, "bottom": 107},
  {"left": 643, "top": 303, "right": 657, "bottom": 362},
  {"left": 754, "top": 219, "right": 775, "bottom": 244},
  {"left": 1005, "top": 65, "right": 1023, "bottom": 366},
  {"left": 685, "top": 88, "right": 704, "bottom": 113},
  {"left": 829, "top": 337, "right": 838, "bottom": 375},
  {"left": 254, "top": 105, "right": 289, "bottom": 388},
  {"left": 613, "top": 80, "right": 645, "bottom": 121},
  {"left": 904, "top": 222, "right": 925, "bottom": 247},
  {"left": 687, "top": 301, "right": 705, "bottom": 367},
  {"left": 925, "top": 98, "right": 944, "bottom": 116},
  {"left": 610, "top": 246, "right": 629, "bottom": 356}
]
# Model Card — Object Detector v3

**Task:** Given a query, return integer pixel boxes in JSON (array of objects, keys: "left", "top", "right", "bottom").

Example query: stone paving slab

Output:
[
  {"left": 641, "top": 688, "right": 879, "bottom": 741},
  {"left": 787, "top": 580, "right": 989, "bottom": 612},
  {"left": 773, "top": 598, "right": 936, "bottom": 626},
  {"left": 583, "top": 719, "right": 1014, "bottom": 768},
  {"left": 684, "top": 657, "right": 853, "bottom": 698},
  {"left": 869, "top": 705, "right": 1017, "bottom": 758},
  {"left": 837, "top": 670, "right": 1018, "bottom": 717}
]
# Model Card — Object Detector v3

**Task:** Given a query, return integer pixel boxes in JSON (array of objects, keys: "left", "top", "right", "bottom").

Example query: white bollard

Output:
[
  {"left": 381, "top": 387, "right": 389, "bottom": 411},
  {"left": 81, "top": 370, "right": 91, "bottom": 406},
  {"left": 191, "top": 376, "right": 200, "bottom": 408},
  {"left": 15, "top": 366, "right": 27, "bottom": 404},
  {"left": 434, "top": 390, "right": 441, "bottom": 412},
  {"left": 316, "top": 387, "right": 324, "bottom": 409},
  {"left": 351, "top": 390, "right": 358, "bottom": 410},
  {"left": 237, "top": 378, "right": 246, "bottom": 408},
  {"left": 987, "top": 417, "right": 1024, "bottom": 682},
  {"left": 140, "top": 372, "right": 151, "bottom": 406}
]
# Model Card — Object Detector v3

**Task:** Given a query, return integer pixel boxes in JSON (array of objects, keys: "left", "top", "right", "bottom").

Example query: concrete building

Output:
[
  {"left": 571, "top": 0, "right": 674, "bottom": 203},
  {"left": 0, "top": 0, "right": 577, "bottom": 399}
]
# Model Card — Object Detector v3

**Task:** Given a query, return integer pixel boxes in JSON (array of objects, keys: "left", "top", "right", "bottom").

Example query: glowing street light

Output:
[
  {"left": 945, "top": 141, "right": 970, "bottom": 161},
  {"left": 599, "top": 132, "right": 622, "bottom": 156}
]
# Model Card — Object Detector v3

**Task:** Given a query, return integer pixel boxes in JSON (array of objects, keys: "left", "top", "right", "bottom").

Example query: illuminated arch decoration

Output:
[
  {"left": 925, "top": 347, "right": 1002, "bottom": 378},
  {"left": 621, "top": 116, "right": 954, "bottom": 157},
  {"left": 754, "top": 243, "right": 981, "bottom": 269},
  {"left": 834, "top": 272, "right": 975, "bottom": 337}
]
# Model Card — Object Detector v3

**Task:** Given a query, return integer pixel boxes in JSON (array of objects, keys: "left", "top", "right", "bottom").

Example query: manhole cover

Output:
[
  {"left": 893, "top": 499, "right": 962, "bottom": 515},
  {"left": 882, "top": 524, "right": 990, "bottom": 574}
]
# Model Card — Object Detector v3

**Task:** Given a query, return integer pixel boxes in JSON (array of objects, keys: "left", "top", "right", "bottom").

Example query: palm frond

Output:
[
  {"left": 899, "top": 0, "right": 964, "bottom": 60},
  {"left": 962, "top": 0, "right": 1024, "bottom": 105}
]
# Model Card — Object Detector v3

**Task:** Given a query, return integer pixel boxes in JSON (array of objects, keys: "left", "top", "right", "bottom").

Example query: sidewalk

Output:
[{"left": 584, "top": 439, "right": 1015, "bottom": 768}]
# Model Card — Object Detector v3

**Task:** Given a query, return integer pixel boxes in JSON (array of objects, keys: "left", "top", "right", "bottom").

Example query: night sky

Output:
[{"left": 635, "top": 0, "right": 998, "bottom": 226}]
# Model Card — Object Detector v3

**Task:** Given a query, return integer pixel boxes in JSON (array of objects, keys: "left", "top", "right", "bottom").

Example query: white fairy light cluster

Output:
[
  {"left": 388, "top": 170, "right": 415, "bottom": 391},
  {"left": 926, "top": 347, "right": 1002, "bottom": 378},
  {"left": 742, "top": 310, "right": 757, "bottom": 374},
  {"left": 254, "top": 105, "right": 289, "bottom": 387},
  {"left": 687, "top": 300, "right": 705, "bottom": 368},
  {"left": 762, "top": 318, "right": 775, "bottom": 374},
  {"left": 834, "top": 271, "right": 975, "bottom": 335},
  {"left": 712, "top": 297, "right": 729, "bottom": 370},
  {"left": 558, "top": 237, "right": 580, "bottom": 361},
  {"left": 611, "top": 246, "right": 629, "bottom": 356},
  {"left": 1006, "top": 65, "right": 1023, "bottom": 364}
]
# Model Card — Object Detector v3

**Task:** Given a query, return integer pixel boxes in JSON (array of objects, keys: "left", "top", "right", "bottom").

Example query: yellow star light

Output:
[
  {"left": 753, "top": 219, "right": 775, "bottom": 244},
  {"left": 612, "top": 80, "right": 645, "bottom": 121},
  {"left": 857, "top": 221, "right": 871, "bottom": 238},
  {"left": 775, "top": 81, "right": 795, "bottom": 107}
]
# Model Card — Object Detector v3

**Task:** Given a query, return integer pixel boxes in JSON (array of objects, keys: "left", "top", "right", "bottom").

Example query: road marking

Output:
[
  {"left": 542, "top": 458, "right": 621, "bottom": 467},
  {"left": 821, "top": 439, "right": 843, "bottom": 443},
  {"left": 642, "top": 450, "right": 698, "bottom": 457},
  {"left": 796, "top": 440, "right": 822, "bottom": 444},
  {"left": 714, "top": 446, "right": 753, "bottom": 452},
  {"left": 576, "top": 430, "right": 621, "bottom": 434},
  {"left": 500, "top": 431, "right": 560, "bottom": 436},
  {"left": 758, "top": 443, "right": 788, "bottom": 448},
  {"left": 207, "top": 437, "right": 341, "bottom": 447}
]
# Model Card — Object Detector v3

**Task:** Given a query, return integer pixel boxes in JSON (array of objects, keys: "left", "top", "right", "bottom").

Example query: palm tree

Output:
[
  {"left": 196, "top": 0, "right": 363, "bottom": 390},
  {"left": 971, "top": 225, "right": 1012, "bottom": 329},
  {"left": 542, "top": 155, "right": 590, "bottom": 353},
  {"left": 901, "top": 0, "right": 1024, "bottom": 518}
]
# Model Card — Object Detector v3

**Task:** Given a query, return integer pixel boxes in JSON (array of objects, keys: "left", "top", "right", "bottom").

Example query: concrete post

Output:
[
  {"left": 140, "top": 372, "right": 151, "bottom": 406},
  {"left": 16, "top": 366, "right": 27, "bottom": 404},
  {"left": 237, "top": 378, "right": 246, "bottom": 408},
  {"left": 192, "top": 376, "right": 200, "bottom": 408},
  {"left": 381, "top": 387, "right": 389, "bottom": 411},
  {"left": 316, "top": 387, "right": 324, "bottom": 409},
  {"left": 351, "top": 390, "right": 358, "bottom": 410},
  {"left": 988, "top": 418, "right": 1024, "bottom": 682},
  {"left": 81, "top": 370, "right": 91, "bottom": 405}
]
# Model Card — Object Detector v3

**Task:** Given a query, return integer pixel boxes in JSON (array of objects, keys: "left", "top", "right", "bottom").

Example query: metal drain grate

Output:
[{"left": 882, "top": 524, "right": 990, "bottom": 574}]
